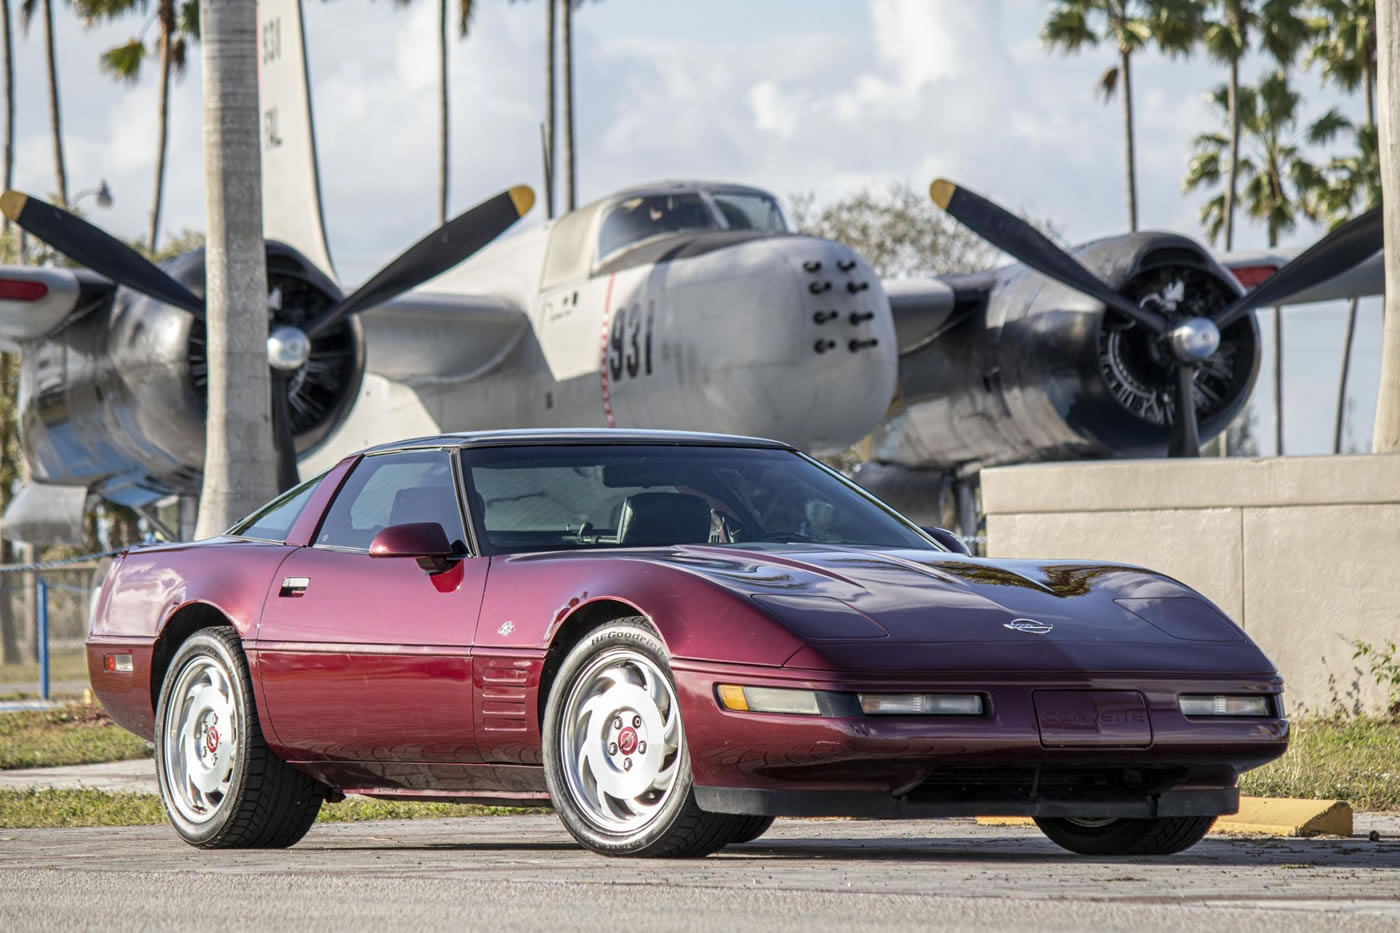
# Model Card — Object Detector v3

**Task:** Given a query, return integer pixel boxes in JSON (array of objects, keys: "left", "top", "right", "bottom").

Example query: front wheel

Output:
[
  {"left": 154, "top": 628, "right": 326, "bottom": 848},
  {"left": 1033, "top": 816, "right": 1215, "bottom": 856},
  {"left": 542, "top": 618, "right": 740, "bottom": 857}
]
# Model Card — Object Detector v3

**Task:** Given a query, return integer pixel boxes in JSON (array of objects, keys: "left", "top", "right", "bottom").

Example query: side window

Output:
[
  {"left": 315, "top": 450, "right": 467, "bottom": 552},
  {"left": 229, "top": 473, "right": 323, "bottom": 542}
]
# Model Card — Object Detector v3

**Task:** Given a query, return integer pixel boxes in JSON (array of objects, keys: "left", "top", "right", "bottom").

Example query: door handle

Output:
[{"left": 279, "top": 576, "right": 310, "bottom": 597}]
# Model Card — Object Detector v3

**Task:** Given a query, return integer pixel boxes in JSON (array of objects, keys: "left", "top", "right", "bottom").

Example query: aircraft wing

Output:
[
  {"left": 0, "top": 265, "right": 113, "bottom": 352},
  {"left": 1219, "top": 247, "right": 1383, "bottom": 304},
  {"left": 883, "top": 271, "right": 998, "bottom": 354},
  {"left": 357, "top": 291, "right": 529, "bottom": 384}
]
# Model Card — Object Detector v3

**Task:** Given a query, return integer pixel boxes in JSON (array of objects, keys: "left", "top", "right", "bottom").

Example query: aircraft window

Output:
[
  {"left": 228, "top": 472, "right": 324, "bottom": 542},
  {"left": 710, "top": 192, "right": 788, "bottom": 232},
  {"left": 597, "top": 194, "right": 717, "bottom": 262},
  {"left": 315, "top": 450, "right": 467, "bottom": 552},
  {"left": 541, "top": 206, "right": 597, "bottom": 289}
]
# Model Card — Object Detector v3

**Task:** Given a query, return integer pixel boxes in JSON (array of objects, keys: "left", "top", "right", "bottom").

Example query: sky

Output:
[{"left": 3, "top": 0, "right": 1384, "bottom": 455}]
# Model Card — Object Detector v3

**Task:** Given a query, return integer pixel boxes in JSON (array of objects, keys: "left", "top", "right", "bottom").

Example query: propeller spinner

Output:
[
  {"left": 3, "top": 184, "right": 535, "bottom": 491},
  {"left": 929, "top": 178, "right": 1382, "bottom": 457}
]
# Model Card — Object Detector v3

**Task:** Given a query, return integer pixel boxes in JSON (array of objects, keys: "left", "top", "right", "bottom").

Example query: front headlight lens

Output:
[
  {"left": 716, "top": 684, "right": 822, "bottom": 715},
  {"left": 1179, "top": 694, "right": 1273, "bottom": 717},
  {"left": 858, "top": 693, "right": 983, "bottom": 716}
]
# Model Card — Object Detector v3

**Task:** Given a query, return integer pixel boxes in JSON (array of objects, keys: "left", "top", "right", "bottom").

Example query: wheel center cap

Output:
[
  {"left": 617, "top": 727, "right": 638, "bottom": 755},
  {"left": 205, "top": 725, "right": 220, "bottom": 754}
]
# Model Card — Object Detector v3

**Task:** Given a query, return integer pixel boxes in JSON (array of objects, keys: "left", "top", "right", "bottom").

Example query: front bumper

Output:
[{"left": 672, "top": 661, "right": 1287, "bottom": 818}]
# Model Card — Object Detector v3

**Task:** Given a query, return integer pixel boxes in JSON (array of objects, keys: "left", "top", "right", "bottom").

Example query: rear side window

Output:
[
  {"left": 228, "top": 474, "right": 323, "bottom": 542},
  {"left": 315, "top": 450, "right": 467, "bottom": 552}
]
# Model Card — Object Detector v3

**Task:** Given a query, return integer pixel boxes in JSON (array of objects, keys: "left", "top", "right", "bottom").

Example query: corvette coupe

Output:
[{"left": 88, "top": 429, "right": 1288, "bottom": 857}]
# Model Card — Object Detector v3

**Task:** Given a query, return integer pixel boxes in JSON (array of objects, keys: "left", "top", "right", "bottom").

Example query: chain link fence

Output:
[{"left": 0, "top": 553, "right": 116, "bottom": 699}]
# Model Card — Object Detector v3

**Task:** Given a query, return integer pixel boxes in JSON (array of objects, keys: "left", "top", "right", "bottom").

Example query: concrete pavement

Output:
[{"left": 1, "top": 815, "right": 1397, "bottom": 931}]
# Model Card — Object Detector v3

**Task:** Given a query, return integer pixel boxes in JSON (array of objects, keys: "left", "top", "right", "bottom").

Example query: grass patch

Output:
[
  {"left": 0, "top": 652, "right": 92, "bottom": 688},
  {"left": 1240, "top": 716, "right": 1400, "bottom": 811},
  {"left": 0, "top": 703, "right": 151, "bottom": 770},
  {"left": 0, "top": 788, "right": 545, "bottom": 829}
]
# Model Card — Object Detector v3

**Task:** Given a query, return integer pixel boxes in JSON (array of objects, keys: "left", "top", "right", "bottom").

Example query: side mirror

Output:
[
  {"left": 369, "top": 522, "right": 457, "bottom": 573},
  {"left": 922, "top": 526, "right": 971, "bottom": 556}
]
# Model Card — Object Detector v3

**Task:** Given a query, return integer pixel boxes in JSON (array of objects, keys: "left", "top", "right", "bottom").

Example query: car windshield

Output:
[{"left": 461, "top": 444, "right": 937, "bottom": 554}]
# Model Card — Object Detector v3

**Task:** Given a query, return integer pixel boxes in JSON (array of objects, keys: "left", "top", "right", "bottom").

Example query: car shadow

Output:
[{"left": 718, "top": 836, "right": 1400, "bottom": 868}]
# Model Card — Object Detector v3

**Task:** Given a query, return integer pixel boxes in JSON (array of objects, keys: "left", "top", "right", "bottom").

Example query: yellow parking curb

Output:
[{"left": 976, "top": 797, "right": 1353, "bottom": 837}]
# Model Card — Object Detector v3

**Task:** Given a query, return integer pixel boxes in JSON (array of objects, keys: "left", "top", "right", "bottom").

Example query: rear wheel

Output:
[
  {"left": 1033, "top": 815, "right": 1215, "bottom": 856},
  {"left": 542, "top": 618, "right": 739, "bottom": 857},
  {"left": 154, "top": 628, "right": 326, "bottom": 848}
]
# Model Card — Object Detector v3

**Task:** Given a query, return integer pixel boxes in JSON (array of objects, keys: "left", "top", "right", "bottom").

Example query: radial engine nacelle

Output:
[{"left": 17, "top": 242, "right": 363, "bottom": 507}]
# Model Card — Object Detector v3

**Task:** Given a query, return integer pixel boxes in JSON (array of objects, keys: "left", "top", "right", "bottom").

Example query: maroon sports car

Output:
[{"left": 88, "top": 429, "right": 1288, "bottom": 857}]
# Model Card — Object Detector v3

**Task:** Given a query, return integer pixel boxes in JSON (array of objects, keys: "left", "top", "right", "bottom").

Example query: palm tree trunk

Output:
[
  {"left": 1119, "top": 47, "right": 1137, "bottom": 232},
  {"left": 148, "top": 4, "right": 175, "bottom": 255},
  {"left": 41, "top": 0, "right": 66, "bottom": 206},
  {"left": 1273, "top": 305, "right": 1284, "bottom": 455},
  {"left": 544, "top": 0, "right": 555, "bottom": 218},
  {"left": 194, "top": 0, "right": 277, "bottom": 538},
  {"left": 2, "top": 0, "right": 14, "bottom": 234},
  {"left": 1334, "top": 296, "right": 1359, "bottom": 453},
  {"left": 1374, "top": 0, "right": 1400, "bottom": 452},
  {"left": 561, "top": 0, "right": 575, "bottom": 212},
  {"left": 438, "top": 0, "right": 449, "bottom": 227},
  {"left": 1223, "top": 57, "right": 1240, "bottom": 250}
]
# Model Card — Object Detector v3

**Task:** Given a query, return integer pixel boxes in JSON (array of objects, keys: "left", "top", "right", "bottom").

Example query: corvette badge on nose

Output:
[{"left": 1004, "top": 619, "right": 1054, "bottom": 634}]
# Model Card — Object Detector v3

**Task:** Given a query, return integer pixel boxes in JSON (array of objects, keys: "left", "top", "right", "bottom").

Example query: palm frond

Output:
[
  {"left": 1041, "top": 5, "right": 1099, "bottom": 52},
  {"left": 99, "top": 38, "right": 147, "bottom": 83},
  {"left": 1096, "top": 64, "right": 1119, "bottom": 102},
  {"left": 459, "top": 0, "right": 474, "bottom": 37}
]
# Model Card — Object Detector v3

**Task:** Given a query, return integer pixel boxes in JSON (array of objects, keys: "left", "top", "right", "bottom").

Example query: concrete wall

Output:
[{"left": 981, "top": 454, "right": 1400, "bottom": 716}]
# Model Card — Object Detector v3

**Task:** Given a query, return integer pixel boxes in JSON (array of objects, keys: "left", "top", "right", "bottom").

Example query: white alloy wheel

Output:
[
  {"left": 162, "top": 651, "right": 240, "bottom": 823},
  {"left": 559, "top": 646, "right": 683, "bottom": 833}
]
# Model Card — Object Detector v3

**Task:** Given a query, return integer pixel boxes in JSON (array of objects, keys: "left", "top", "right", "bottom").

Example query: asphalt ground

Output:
[{"left": 2, "top": 814, "right": 1398, "bottom": 932}]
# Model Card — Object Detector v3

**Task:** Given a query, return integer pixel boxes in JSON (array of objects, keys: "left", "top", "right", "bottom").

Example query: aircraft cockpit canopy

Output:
[{"left": 541, "top": 184, "right": 789, "bottom": 288}]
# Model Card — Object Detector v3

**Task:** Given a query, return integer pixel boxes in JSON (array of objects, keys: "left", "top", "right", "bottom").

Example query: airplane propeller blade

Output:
[
  {"left": 929, "top": 179, "right": 1168, "bottom": 334},
  {"left": 303, "top": 185, "right": 535, "bottom": 339},
  {"left": 0, "top": 189, "right": 205, "bottom": 315},
  {"left": 1167, "top": 366, "right": 1201, "bottom": 458},
  {"left": 1211, "top": 206, "right": 1383, "bottom": 330},
  {"left": 270, "top": 370, "right": 300, "bottom": 493}
]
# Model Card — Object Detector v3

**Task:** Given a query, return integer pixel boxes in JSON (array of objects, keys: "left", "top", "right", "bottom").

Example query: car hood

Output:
[{"left": 640, "top": 544, "right": 1276, "bottom": 675}]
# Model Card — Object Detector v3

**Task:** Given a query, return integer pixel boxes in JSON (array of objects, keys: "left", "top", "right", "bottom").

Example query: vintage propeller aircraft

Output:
[{"left": 0, "top": 0, "right": 1383, "bottom": 543}]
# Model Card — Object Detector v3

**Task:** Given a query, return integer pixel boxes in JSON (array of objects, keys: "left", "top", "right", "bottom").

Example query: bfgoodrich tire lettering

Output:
[
  {"left": 1034, "top": 815, "right": 1216, "bottom": 856},
  {"left": 542, "top": 617, "right": 740, "bottom": 857},
  {"left": 154, "top": 627, "right": 326, "bottom": 848}
]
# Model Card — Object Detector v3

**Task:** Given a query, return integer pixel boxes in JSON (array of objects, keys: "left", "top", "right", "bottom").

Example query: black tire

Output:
[
  {"left": 542, "top": 617, "right": 741, "bottom": 857},
  {"left": 1033, "top": 815, "right": 1215, "bottom": 856},
  {"left": 724, "top": 815, "right": 776, "bottom": 847},
  {"left": 154, "top": 627, "right": 326, "bottom": 848}
]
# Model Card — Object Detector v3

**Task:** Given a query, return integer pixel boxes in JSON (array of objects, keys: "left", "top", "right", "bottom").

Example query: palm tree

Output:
[
  {"left": 1183, "top": 71, "right": 1345, "bottom": 454},
  {"left": 1199, "top": 1, "right": 1310, "bottom": 251},
  {"left": 380, "top": 0, "right": 472, "bottom": 226},
  {"left": 1042, "top": 0, "right": 1201, "bottom": 231},
  {"left": 1306, "top": 0, "right": 1378, "bottom": 453},
  {"left": 75, "top": 1, "right": 199, "bottom": 254},
  {"left": 561, "top": 0, "right": 575, "bottom": 211},
  {"left": 2, "top": 1, "right": 14, "bottom": 236},
  {"left": 1310, "top": 121, "right": 1380, "bottom": 452},
  {"left": 1307, "top": 0, "right": 1378, "bottom": 125},
  {"left": 20, "top": 0, "right": 67, "bottom": 206},
  {"left": 194, "top": 0, "right": 276, "bottom": 537},
  {"left": 1374, "top": 0, "right": 1400, "bottom": 453}
]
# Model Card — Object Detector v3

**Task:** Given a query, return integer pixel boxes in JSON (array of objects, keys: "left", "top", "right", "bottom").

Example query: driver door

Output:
[{"left": 256, "top": 448, "right": 487, "bottom": 766}]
